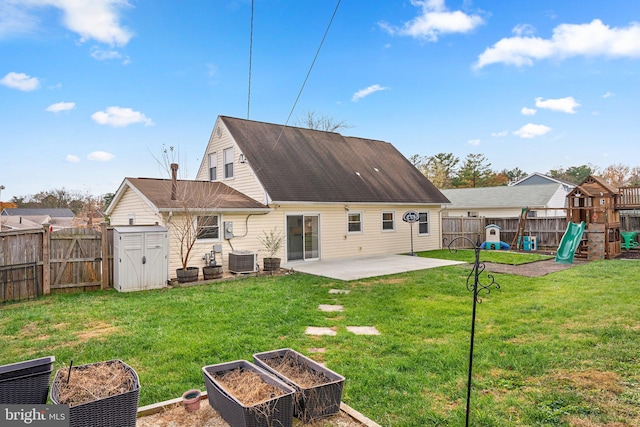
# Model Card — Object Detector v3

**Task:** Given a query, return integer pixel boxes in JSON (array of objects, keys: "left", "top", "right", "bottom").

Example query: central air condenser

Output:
[{"left": 228, "top": 251, "right": 258, "bottom": 274}]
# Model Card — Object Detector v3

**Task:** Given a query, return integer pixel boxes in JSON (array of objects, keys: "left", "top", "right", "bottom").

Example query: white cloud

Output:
[
  {"left": 352, "top": 84, "right": 388, "bottom": 102},
  {"left": 87, "top": 151, "right": 115, "bottom": 161},
  {"left": 46, "top": 101, "right": 76, "bottom": 112},
  {"left": 0, "top": 72, "right": 39, "bottom": 91},
  {"left": 3, "top": 0, "right": 132, "bottom": 46},
  {"left": 535, "top": 96, "right": 580, "bottom": 113},
  {"left": 65, "top": 154, "right": 80, "bottom": 163},
  {"left": 513, "top": 123, "right": 552, "bottom": 138},
  {"left": 468, "top": 139, "right": 481, "bottom": 146},
  {"left": 491, "top": 130, "right": 508, "bottom": 137},
  {"left": 521, "top": 107, "right": 537, "bottom": 116},
  {"left": 603, "top": 91, "right": 615, "bottom": 98},
  {"left": 91, "top": 106, "right": 154, "bottom": 127},
  {"left": 475, "top": 19, "right": 640, "bottom": 69},
  {"left": 379, "top": 0, "right": 484, "bottom": 42},
  {"left": 512, "top": 24, "right": 536, "bottom": 37}
]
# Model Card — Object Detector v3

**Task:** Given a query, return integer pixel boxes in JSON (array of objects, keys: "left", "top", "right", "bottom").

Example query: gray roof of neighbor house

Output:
[
  {"left": 1, "top": 208, "right": 75, "bottom": 217},
  {"left": 123, "top": 178, "right": 269, "bottom": 212},
  {"left": 220, "top": 116, "right": 449, "bottom": 204},
  {"left": 511, "top": 172, "right": 575, "bottom": 187},
  {"left": 441, "top": 184, "right": 563, "bottom": 209}
]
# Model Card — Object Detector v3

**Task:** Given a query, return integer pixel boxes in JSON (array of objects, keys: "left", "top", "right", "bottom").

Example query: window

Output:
[
  {"left": 382, "top": 212, "right": 395, "bottom": 231},
  {"left": 419, "top": 212, "right": 429, "bottom": 235},
  {"left": 197, "top": 215, "right": 220, "bottom": 240},
  {"left": 347, "top": 212, "right": 362, "bottom": 233},
  {"left": 467, "top": 211, "right": 479, "bottom": 218},
  {"left": 128, "top": 213, "right": 135, "bottom": 225},
  {"left": 208, "top": 153, "right": 217, "bottom": 181},
  {"left": 527, "top": 210, "right": 537, "bottom": 218},
  {"left": 223, "top": 148, "right": 234, "bottom": 179}
]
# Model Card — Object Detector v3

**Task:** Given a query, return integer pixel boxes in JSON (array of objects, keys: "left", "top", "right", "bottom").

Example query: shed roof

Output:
[
  {"left": 1, "top": 208, "right": 75, "bottom": 217},
  {"left": 220, "top": 116, "right": 449, "bottom": 205},
  {"left": 441, "top": 184, "right": 562, "bottom": 209}
]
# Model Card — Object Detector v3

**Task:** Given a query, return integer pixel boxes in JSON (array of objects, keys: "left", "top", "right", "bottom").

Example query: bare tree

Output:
[{"left": 295, "top": 111, "right": 352, "bottom": 132}]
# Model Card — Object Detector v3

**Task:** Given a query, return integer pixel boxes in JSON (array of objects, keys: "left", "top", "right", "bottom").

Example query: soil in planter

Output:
[
  {"left": 213, "top": 368, "right": 286, "bottom": 406},
  {"left": 262, "top": 352, "right": 330, "bottom": 388},
  {"left": 55, "top": 361, "right": 136, "bottom": 406}
]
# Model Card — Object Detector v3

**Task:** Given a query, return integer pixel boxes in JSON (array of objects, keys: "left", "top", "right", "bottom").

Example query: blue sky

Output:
[{"left": 2, "top": 0, "right": 640, "bottom": 200}]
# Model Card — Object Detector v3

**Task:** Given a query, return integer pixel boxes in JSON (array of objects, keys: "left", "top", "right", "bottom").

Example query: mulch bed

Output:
[{"left": 480, "top": 258, "right": 587, "bottom": 277}]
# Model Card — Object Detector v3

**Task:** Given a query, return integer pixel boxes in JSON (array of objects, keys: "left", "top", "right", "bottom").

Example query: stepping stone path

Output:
[{"left": 304, "top": 289, "right": 380, "bottom": 336}]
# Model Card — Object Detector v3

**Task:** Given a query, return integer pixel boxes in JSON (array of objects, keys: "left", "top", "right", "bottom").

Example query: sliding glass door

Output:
[{"left": 286, "top": 215, "right": 319, "bottom": 261}]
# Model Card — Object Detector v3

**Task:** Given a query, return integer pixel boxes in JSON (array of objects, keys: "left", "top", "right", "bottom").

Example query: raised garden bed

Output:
[
  {"left": 253, "top": 348, "right": 345, "bottom": 423},
  {"left": 202, "top": 360, "right": 295, "bottom": 427},
  {"left": 0, "top": 356, "right": 54, "bottom": 404},
  {"left": 50, "top": 359, "right": 140, "bottom": 427}
]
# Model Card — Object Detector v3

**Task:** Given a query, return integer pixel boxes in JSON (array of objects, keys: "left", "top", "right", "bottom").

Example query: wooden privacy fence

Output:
[
  {"left": 442, "top": 216, "right": 569, "bottom": 249},
  {"left": 0, "top": 224, "right": 114, "bottom": 303}
]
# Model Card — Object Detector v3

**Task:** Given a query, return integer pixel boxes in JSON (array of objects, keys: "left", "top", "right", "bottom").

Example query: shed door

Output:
[
  {"left": 143, "top": 232, "right": 168, "bottom": 289},
  {"left": 120, "top": 233, "right": 144, "bottom": 289}
]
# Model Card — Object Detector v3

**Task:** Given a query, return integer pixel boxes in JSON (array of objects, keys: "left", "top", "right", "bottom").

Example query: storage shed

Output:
[{"left": 113, "top": 226, "right": 169, "bottom": 292}]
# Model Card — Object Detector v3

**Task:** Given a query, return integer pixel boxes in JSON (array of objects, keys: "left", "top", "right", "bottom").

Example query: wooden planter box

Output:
[
  {"left": 203, "top": 266, "right": 223, "bottom": 280},
  {"left": 50, "top": 360, "right": 140, "bottom": 427},
  {"left": 0, "top": 356, "right": 54, "bottom": 404},
  {"left": 253, "top": 348, "right": 345, "bottom": 423},
  {"left": 202, "top": 360, "right": 294, "bottom": 427}
]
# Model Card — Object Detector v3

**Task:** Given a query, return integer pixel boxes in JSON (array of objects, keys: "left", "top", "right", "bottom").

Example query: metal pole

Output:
[
  {"left": 410, "top": 223, "right": 414, "bottom": 256},
  {"left": 465, "top": 244, "right": 480, "bottom": 427}
]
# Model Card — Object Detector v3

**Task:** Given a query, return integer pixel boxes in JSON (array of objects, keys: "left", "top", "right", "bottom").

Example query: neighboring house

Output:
[
  {"left": 511, "top": 172, "right": 575, "bottom": 191},
  {"left": 1, "top": 208, "right": 77, "bottom": 231},
  {"left": 440, "top": 184, "right": 569, "bottom": 218},
  {"left": 106, "top": 115, "right": 450, "bottom": 276},
  {"left": 0, "top": 215, "right": 42, "bottom": 231}
]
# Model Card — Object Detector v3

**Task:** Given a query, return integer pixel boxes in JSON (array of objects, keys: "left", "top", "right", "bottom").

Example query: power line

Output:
[{"left": 273, "top": 0, "right": 342, "bottom": 147}]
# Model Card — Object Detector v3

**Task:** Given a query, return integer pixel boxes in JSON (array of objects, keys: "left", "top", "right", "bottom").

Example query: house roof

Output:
[
  {"left": 0, "top": 215, "right": 42, "bottom": 231},
  {"left": 109, "top": 178, "right": 269, "bottom": 214},
  {"left": 220, "top": 116, "right": 449, "bottom": 205},
  {"left": 511, "top": 172, "right": 575, "bottom": 187},
  {"left": 1, "top": 208, "right": 75, "bottom": 217},
  {"left": 441, "top": 184, "right": 563, "bottom": 209}
]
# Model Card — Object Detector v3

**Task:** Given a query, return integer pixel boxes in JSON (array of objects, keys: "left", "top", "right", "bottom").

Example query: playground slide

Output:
[{"left": 555, "top": 221, "right": 586, "bottom": 264}]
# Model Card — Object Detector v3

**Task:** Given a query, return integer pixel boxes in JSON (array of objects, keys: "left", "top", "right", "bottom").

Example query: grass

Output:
[{"left": 1, "top": 252, "right": 638, "bottom": 426}]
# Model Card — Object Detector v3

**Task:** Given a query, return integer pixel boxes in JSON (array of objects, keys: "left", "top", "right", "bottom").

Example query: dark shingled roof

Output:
[
  {"left": 126, "top": 178, "right": 268, "bottom": 211},
  {"left": 221, "top": 116, "right": 449, "bottom": 204}
]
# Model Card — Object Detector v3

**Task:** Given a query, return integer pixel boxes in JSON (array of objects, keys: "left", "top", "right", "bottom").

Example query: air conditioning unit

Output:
[{"left": 228, "top": 251, "right": 258, "bottom": 274}]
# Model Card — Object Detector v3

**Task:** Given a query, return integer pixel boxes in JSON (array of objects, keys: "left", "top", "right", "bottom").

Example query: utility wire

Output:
[
  {"left": 273, "top": 0, "right": 342, "bottom": 147},
  {"left": 247, "top": 0, "right": 254, "bottom": 120}
]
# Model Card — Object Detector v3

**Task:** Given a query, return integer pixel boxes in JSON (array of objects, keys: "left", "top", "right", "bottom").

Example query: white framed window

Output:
[
  {"left": 419, "top": 212, "right": 429, "bottom": 235},
  {"left": 467, "top": 211, "right": 479, "bottom": 218},
  {"left": 128, "top": 213, "right": 135, "bottom": 225},
  {"left": 196, "top": 215, "right": 220, "bottom": 240},
  {"left": 208, "top": 153, "right": 217, "bottom": 181},
  {"left": 347, "top": 212, "right": 362, "bottom": 233},
  {"left": 223, "top": 148, "right": 234, "bottom": 179},
  {"left": 382, "top": 211, "right": 395, "bottom": 231}
]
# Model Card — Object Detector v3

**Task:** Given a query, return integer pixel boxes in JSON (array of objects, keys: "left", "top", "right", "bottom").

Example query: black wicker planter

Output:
[
  {"left": 202, "top": 360, "right": 294, "bottom": 427},
  {"left": 0, "top": 356, "right": 54, "bottom": 404},
  {"left": 253, "top": 348, "right": 344, "bottom": 423},
  {"left": 50, "top": 360, "right": 140, "bottom": 427}
]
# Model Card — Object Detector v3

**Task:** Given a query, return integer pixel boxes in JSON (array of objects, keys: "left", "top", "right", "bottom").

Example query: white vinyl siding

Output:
[{"left": 108, "top": 186, "right": 162, "bottom": 226}]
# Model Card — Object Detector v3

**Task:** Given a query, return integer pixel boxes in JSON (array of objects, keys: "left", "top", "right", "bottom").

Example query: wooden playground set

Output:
[{"left": 509, "top": 175, "right": 640, "bottom": 263}]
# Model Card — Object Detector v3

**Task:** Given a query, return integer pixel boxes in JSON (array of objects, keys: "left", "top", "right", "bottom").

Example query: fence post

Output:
[
  {"left": 42, "top": 224, "right": 50, "bottom": 295},
  {"left": 101, "top": 222, "right": 109, "bottom": 290}
]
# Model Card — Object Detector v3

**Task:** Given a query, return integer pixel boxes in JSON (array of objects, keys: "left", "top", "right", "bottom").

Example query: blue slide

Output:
[{"left": 555, "top": 221, "right": 586, "bottom": 264}]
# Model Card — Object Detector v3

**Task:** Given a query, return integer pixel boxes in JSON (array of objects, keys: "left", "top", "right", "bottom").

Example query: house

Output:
[
  {"left": 106, "top": 116, "right": 450, "bottom": 276},
  {"left": 1, "top": 208, "right": 77, "bottom": 231},
  {"left": 440, "top": 183, "right": 569, "bottom": 218},
  {"left": 511, "top": 172, "right": 575, "bottom": 191},
  {"left": 0, "top": 215, "right": 42, "bottom": 231}
]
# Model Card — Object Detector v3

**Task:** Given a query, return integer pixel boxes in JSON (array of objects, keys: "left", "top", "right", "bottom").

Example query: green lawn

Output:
[{"left": 1, "top": 252, "right": 638, "bottom": 426}]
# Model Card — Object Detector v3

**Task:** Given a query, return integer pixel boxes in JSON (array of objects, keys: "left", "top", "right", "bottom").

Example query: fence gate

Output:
[{"left": 50, "top": 228, "right": 103, "bottom": 291}]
